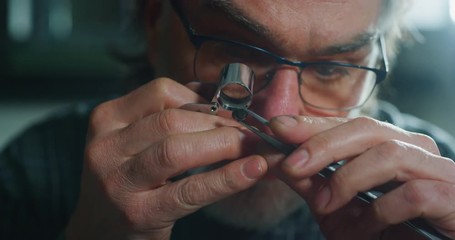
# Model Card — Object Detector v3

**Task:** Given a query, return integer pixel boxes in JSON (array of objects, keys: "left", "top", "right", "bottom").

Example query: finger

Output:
[
  {"left": 275, "top": 116, "right": 440, "bottom": 178},
  {"left": 116, "top": 126, "right": 251, "bottom": 190},
  {"left": 268, "top": 115, "right": 347, "bottom": 144},
  {"left": 311, "top": 194, "right": 440, "bottom": 240},
  {"left": 357, "top": 179, "right": 455, "bottom": 239},
  {"left": 116, "top": 109, "right": 240, "bottom": 157},
  {"left": 139, "top": 155, "right": 267, "bottom": 223},
  {"left": 90, "top": 78, "right": 205, "bottom": 135},
  {"left": 315, "top": 141, "right": 455, "bottom": 213},
  {"left": 257, "top": 140, "right": 328, "bottom": 211},
  {"left": 84, "top": 109, "right": 243, "bottom": 173}
]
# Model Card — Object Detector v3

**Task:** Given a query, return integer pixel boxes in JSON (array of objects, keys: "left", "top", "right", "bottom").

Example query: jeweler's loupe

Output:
[{"left": 211, "top": 63, "right": 254, "bottom": 112}]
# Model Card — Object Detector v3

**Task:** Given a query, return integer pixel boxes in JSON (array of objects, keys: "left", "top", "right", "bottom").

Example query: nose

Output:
[{"left": 251, "top": 66, "right": 302, "bottom": 120}]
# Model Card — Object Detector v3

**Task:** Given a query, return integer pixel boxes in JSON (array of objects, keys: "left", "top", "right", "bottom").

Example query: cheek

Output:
[
  {"left": 154, "top": 12, "right": 196, "bottom": 84},
  {"left": 168, "top": 15, "right": 197, "bottom": 84}
]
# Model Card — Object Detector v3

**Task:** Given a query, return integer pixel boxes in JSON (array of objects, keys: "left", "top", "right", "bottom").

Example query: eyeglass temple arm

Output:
[{"left": 379, "top": 35, "right": 390, "bottom": 73}]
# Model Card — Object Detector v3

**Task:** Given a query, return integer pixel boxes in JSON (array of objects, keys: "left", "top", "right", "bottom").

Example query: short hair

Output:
[
  {"left": 380, "top": 0, "right": 412, "bottom": 64},
  {"left": 120, "top": 0, "right": 411, "bottom": 88}
]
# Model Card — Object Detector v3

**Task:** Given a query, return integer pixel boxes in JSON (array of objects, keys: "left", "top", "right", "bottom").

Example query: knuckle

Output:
[
  {"left": 145, "top": 77, "right": 175, "bottom": 99},
  {"left": 217, "top": 127, "right": 242, "bottom": 152},
  {"left": 375, "top": 140, "right": 406, "bottom": 160},
  {"left": 372, "top": 199, "right": 390, "bottom": 224},
  {"left": 331, "top": 167, "right": 351, "bottom": 189},
  {"left": 155, "top": 137, "right": 180, "bottom": 170},
  {"left": 156, "top": 109, "right": 182, "bottom": 133},
  {"left": 173, "top": 168, "right": 243, "bottom": 211},
  {"left": 401, "top": 181, "right": 453, "bottom": 213},
  {"left": 414, "top": 133, "right": 435, "bottom": 146},
  {"left": 174, "top": 179, "right": 203, "bottom": 211},
  {"left": 352, "top": 116, "right": 380, "bottom": 131},
  {"left": 330, "top": 167, "right": 354, "bottom": 198},
  {"left": 88, "top": 101, "right": 116, "bottom": 132},
  {"left": 150, "top": 77, "right": 174, "bottom": 90},
  {"left": 412, "top": 132, "right": 440, "bottom": 154},
  {"left": 431, "top": 183, "right": 453, "bottom": 203},
  {"left": 310, "top": 134, "right": 333, "bottom": 153},
  {"left": 219, "top": 166, "right": 241, "bottom": 192},
  {"left": 143, "top": 195, "right": 175, "bottom": 225},
  {"left": 401, "top": 181, "right": 431, "bottom": 209}
]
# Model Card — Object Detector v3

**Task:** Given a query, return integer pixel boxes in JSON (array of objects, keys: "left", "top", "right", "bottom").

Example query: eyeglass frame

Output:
[{"left": 171, "top": 2, "right": 390, "bottom": 111}]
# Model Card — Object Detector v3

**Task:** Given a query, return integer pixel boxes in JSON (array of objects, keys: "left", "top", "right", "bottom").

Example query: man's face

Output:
[
  {"left": 161, "top": 0, "right": 382, "bottom": 118},
  {"left": 153, "top": 0, "right": 383, "bottom": 229}
]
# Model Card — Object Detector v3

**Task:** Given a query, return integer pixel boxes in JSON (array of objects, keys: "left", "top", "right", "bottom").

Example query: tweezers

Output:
[{"left": 231, "top": 107, "right": 451, "bottom": 240}]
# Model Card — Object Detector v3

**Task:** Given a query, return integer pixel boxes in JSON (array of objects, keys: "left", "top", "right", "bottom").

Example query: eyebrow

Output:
[
  {"left": 204, "top": 0, "right": 377, "bottom": 56},
  {"left": 314, "top": 32, "right": 378, "bottom": 56},
  {"left": 205, "top": 0, "right": 274, "bottom": 40}
]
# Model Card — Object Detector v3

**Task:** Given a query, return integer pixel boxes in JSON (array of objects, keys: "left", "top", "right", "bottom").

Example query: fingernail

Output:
[
  {"left": 274, "top": 115, "right": 298, "bottom": 128},
  {"left": 284, "top": 149, "right": 309, "bottom": 170},
  {"left": 315, "top": 186, "right": 331, "bottom": 211},
  {"left": 242, "top": 158, "right": 264, "bottom": 180}
]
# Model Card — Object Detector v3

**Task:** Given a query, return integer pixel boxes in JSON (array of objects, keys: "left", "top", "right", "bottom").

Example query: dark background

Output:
[
  {"left": 1, "top": 0, "right": 126, "bottom": 99},
  {"left": 1, "top": 0, "right": 455, "bottom": 147}
]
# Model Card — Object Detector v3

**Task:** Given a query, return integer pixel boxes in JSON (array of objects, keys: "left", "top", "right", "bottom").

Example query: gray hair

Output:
[
  {"left": 380, "top": 0, "right": 412, "bottom": 64},
  {"left": 121, "top": 0, "right": 411, "bottom": 88}
]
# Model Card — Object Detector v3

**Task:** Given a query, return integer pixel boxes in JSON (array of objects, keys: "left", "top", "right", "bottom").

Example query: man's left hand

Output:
[{"left": 266, "top": 115, "right": 455, "bottom": 239}]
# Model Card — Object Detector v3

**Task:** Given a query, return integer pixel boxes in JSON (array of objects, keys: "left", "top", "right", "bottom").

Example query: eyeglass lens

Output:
[{"left": 194, "top": 39, "right": 378, "bottom": 111}]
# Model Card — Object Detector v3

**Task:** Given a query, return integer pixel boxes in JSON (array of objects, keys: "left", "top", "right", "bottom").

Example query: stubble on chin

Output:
[{"left": 201, "top": 178, "right": 306, "bottom": 231}]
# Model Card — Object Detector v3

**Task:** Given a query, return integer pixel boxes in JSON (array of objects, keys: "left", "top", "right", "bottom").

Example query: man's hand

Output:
[
  {"left": 267, "top": 115, "right": 455, "bottom": 239},
  {"left": 65, "top": 78, "right": 267, "bottom": 240}
]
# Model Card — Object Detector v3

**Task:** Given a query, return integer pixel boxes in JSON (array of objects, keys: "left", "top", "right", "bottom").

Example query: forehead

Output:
[{"left": 180, "top": 0, "right": 382, "bottom": 55}]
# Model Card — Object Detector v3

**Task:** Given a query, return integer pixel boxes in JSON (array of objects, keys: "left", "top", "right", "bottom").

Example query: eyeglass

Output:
[{"left": 173, "top": 4, "right": 389, "bottom": 112}]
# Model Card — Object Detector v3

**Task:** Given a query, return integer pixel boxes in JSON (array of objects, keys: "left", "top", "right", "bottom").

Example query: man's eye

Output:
[{"left": 313, "top": 65, "right": 349, "bottom": 80}]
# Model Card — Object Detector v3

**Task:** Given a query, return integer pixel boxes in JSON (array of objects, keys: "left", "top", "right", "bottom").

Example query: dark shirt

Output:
[{"left": 1, "top": 100, "right": 454, "bottom": 240}]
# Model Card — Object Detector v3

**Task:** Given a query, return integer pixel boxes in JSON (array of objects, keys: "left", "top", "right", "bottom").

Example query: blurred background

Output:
[{"left": 1, "top": 0, "right": 455, "bottom": 148}]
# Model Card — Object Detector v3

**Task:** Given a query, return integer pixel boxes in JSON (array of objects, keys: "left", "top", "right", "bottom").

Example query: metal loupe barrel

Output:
[{"left": 215, "top": 63, "right": 255, "bottom": 111}]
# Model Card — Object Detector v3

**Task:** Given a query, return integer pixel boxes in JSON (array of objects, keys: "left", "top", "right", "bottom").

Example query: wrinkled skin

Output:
[
  {"left": 65, "top": 0, "right": 455, "bottom": 239},
  {"left": 267, "top": 115, "right": 455, "bottom": 239}
]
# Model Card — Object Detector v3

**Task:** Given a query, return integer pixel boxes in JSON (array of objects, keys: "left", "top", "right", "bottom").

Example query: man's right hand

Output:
[{"left": 65, "top": 78, "right": 267, "bottom": 240}]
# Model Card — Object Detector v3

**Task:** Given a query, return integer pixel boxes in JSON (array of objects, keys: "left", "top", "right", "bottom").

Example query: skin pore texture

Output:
[
  {"left": 156, "top": 0, "right": 382, "bottom": 230},
  {"left": 64, "top": 0, "right": 455, "bottom": 239}
]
